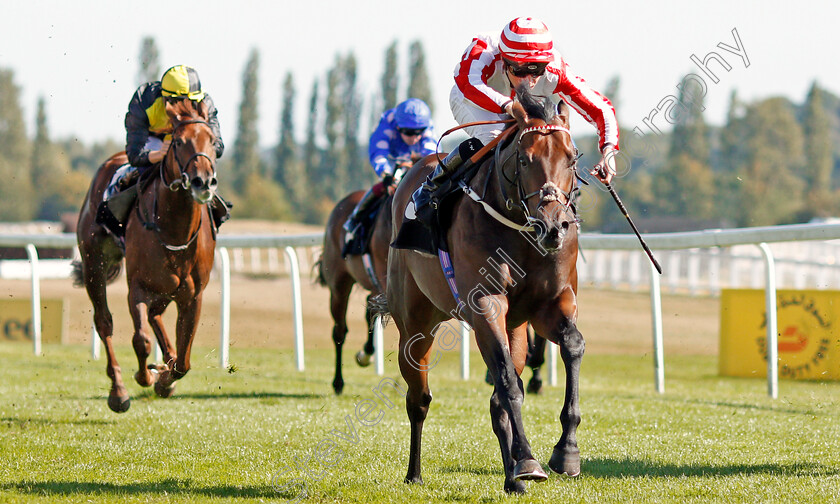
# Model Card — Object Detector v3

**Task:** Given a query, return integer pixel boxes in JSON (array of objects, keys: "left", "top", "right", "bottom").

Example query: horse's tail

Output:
[
  {"left": 312, "top": 255, "right": 327, "bottom": 287},
  {"left": 70, "top": 260, "right": 85, "bottom": 288},
  {"left": 368, "top": 293, "right": 391, "bottom": 326},
  {"left": 70, "top": 259, "right": 122, "bottom": 288}
]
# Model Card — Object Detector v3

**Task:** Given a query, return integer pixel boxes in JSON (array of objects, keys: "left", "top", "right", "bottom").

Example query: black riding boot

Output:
[
  {"left": 95, "top": 201, "right": 126, "bottom": 249},
  {"left": 410, "top": 150, "right": 462, "bottom": 211},
  {"left": 343, "top": 186, "right": 378, "bottom": 235},
  {"left": 210, "top": 193, "right": 233, "bottom": 230},
  {"left": 410, "top": 137, "right": 483, "bottom": 211}
]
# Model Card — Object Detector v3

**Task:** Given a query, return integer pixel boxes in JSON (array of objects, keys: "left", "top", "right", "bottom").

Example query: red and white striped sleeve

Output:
[
  {"left": 551, "top": 61, "right": 620, "bottom": 150},
  {"left": 454, "top": 36, "right": 510, "bottom": 113}
]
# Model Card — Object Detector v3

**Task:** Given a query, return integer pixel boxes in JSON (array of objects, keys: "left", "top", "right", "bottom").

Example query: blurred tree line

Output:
[
  {"left": 222, "top": 39, "right": 435, "bottom": 224},
  {"left": 1, "top": 35, "right": 839, "bottom": 231},
  {"left": 573, "top": 75, "right": 840, "bottom": 232}
]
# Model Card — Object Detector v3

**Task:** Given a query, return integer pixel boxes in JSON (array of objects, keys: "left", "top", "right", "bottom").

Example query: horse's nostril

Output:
[{"left": 209, "top": 177, "right": 218, "bottom": 188}]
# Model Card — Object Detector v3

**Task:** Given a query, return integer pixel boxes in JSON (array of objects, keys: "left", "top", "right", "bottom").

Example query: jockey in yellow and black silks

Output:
[
  {"left": 126, "top": 65, "right": 224, "bottom": 170},
  {"left": 96, "top": 65, "right": 230, "bottom": 247}
]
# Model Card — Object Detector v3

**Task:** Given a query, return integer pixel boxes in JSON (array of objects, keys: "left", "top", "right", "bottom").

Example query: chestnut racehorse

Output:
[
  {"left": 73, "top": 99, "right": 218, "bottom": 413},
  {"left": 317, "top": 185, "right": 394, "bottom": 395},
  {"left": 386, "top": 85, "right": 584, "bottom": 493}
]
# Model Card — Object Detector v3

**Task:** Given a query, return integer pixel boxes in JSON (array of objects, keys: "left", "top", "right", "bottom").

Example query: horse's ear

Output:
[
  {"left": 511, "top": 99, "right": 529, "bottom": 124},
  {"left": 556, "top": 100, "right": 570, "bottom": 128},
  {"left": 196, "top": 99, "right": 209, "bottom": 120}
]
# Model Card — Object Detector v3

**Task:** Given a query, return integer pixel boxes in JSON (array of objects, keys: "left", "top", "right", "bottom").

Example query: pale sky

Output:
[{"left": 0, "top": 1, "right": 835, "bottom": 150}]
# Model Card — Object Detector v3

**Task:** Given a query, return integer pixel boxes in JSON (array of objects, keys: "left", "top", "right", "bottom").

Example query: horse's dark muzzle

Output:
[
  {"left": 191, "top": 175, "right": 217, "bottom": 204},
  {"left": 536, "top": 220, "right": 569, "bottom": 252}
]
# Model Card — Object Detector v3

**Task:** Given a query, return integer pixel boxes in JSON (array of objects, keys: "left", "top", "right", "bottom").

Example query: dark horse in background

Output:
[
  {"left": 72, "top": 99, "right": 219, "bottom": 413},
  {"left": 317, "top": 179, "right": 396, "bottom": 395},
  {"left": 386, "top": 85, "right": 584, "bottom": 493}
]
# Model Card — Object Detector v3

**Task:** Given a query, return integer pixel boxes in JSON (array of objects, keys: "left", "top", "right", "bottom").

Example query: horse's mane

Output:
[
  {"left": 515, "top": 84, "right": 556, "bottom": 122},
  {"left": 167, "top": 98, "right": 209, "bottom": 123}
]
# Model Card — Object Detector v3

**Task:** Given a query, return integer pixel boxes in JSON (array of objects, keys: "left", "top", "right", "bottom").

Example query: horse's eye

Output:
[{"left": 174, "top": 138, "right": 184, "bottom": 148}]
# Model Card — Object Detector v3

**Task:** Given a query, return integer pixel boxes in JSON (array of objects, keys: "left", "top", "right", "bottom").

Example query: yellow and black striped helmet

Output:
[{"left": 160, "top": 65, "right": 205, "bottom": 101}]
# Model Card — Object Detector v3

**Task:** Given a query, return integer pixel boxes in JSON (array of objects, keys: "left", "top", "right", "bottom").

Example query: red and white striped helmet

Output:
[{"left": 499, "top": 17, "right": 555, "bottom": 64}]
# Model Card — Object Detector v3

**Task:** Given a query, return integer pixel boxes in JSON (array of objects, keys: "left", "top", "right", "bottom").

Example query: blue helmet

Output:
[{"left": 394, "top": 98, "right": 432, "bottom": 129}]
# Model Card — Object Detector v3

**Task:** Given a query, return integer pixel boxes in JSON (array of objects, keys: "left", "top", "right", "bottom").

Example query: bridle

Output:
[
  {"left": 491, "top": 123, "right": 583, "bottom": 233},
  {"left": 139, "top": 118, "right": 217, "bottom": 251},
  {"left": 161, "top": 119, "right": 217, "bottom": 192}
]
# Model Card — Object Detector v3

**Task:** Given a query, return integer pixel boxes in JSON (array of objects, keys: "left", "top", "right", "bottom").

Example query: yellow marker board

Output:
[
  {"left": 0, "top": 298, "right": 67, "bottom": 344},
  {"left": 720, "top": 289, "right": 840, "bottom": 380}
]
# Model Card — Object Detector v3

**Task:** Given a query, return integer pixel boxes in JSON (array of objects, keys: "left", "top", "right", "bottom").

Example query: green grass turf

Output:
[{"left": 0, "top": 342, "right": 838, "bottom": 503}]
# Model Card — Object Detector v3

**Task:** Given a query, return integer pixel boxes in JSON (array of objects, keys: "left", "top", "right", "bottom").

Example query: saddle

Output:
[
  {"left": 392, "top": 138, "right": 504, "bottom": 255},
  {"left": 342, "top": 195, "right": 387, "bottom": 258}
]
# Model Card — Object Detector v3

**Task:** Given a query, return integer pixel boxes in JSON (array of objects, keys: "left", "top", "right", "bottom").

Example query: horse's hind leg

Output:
[
  {"left": 81, "top": 254, "right": 130, "bottom": 413},
  {"left": 526, "top": 328, "right": 547, "bottom": 395},
  {"left": 547, "top": 320, "right": 584, "bottom": 477},
  {"left": 329, "top": 274, "right": 354, "bottom": 394},
  {"left": 355, "top": 294, "right": 376, "bottom": 367}
]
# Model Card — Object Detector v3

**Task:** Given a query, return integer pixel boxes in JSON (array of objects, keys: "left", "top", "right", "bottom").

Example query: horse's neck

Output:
[
  {"left": 472, "top": 143, "right": 520, "bottom": 219},
  {"left": 153, "top": 174, "right": 202, "bottom": 237}
]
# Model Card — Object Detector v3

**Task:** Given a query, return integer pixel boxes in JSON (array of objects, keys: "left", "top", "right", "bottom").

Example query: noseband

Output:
[{"left": 161, "top": 119, "right": 217, "bottom": 191}]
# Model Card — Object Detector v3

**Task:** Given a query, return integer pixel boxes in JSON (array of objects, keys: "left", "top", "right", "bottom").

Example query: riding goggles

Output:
[
  {"left": 505, "top": 60, "right": 547, "bottom": 78},
  {"left": 398, "top": 127, "right": 426, "bottom": 137}
]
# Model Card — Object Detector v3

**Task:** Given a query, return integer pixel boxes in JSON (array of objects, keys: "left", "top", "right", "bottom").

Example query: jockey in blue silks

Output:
[{"left": 343, "top": 98, "right": 438, "bottom": 240}]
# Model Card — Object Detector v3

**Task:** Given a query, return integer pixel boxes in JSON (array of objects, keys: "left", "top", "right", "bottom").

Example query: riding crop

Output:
[{"left": 603, "top": 181, "right": 662, "bottom": 274}]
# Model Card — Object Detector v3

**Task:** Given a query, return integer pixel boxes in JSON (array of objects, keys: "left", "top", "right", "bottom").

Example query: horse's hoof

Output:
[
  {"left": 107, "top": 394, "right": 131, "bottom": 413},
  {"left": 549, "top": 447, "right": 581, "bottom": 477},
  {"left": 526, "top": 377, "right": 543, "bottom": 395},
  {"left": 513, "top": 458, "right": 548, "bottom": 481},
  {"left": 154, "top": 379, "right": 176, "bottom": 398},
  {"left": 404, "top": 475, "right": 423, "bottom": 485},
  {"left": 355, "top": 350, "right": 372, "bottom": 367},
  {"left": 504, "top": 480, "right": 527, "bottom": 494},
  {"left": 332, "top": 379, "right": 344, "bottom": 395},
  {"left": 134, "top": 367, "right": 159, "bottom": 387}
]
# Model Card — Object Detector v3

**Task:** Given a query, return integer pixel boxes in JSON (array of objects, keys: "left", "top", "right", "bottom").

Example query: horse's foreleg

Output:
[
  {"left": 148, "top": 299, "right": 176, "bottom": 369},
  {"left": 547, "top": 320, "right": 584, "bottom": 477},
  {"left": 329, "top": 277, "right": 353, "bottom": 394},
  {"left": 128, "top": 296, "right": 156, "bottom": 388},
  {"left": 155, "top": 294, "right": 202, "bottom": 398},
  {"left": 83, "top": 257, "right": 130, "bottom": 413},
  {"left": 473, "top": 314, "right": 546, "bottom": 489},
  {"left": 526, "top": 329, "right": 547, "bottom": 395}
]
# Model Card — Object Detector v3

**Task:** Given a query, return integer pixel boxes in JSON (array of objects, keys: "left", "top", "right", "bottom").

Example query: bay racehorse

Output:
[
  {"left": 386, "top": 85, "right": 583, "bottom": 493},
  {"left": 317, "top": 181, "right": 395, "bottom": 395},
  {"left": 72, "top": 99, "right": 218, "bottom": 413}
]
